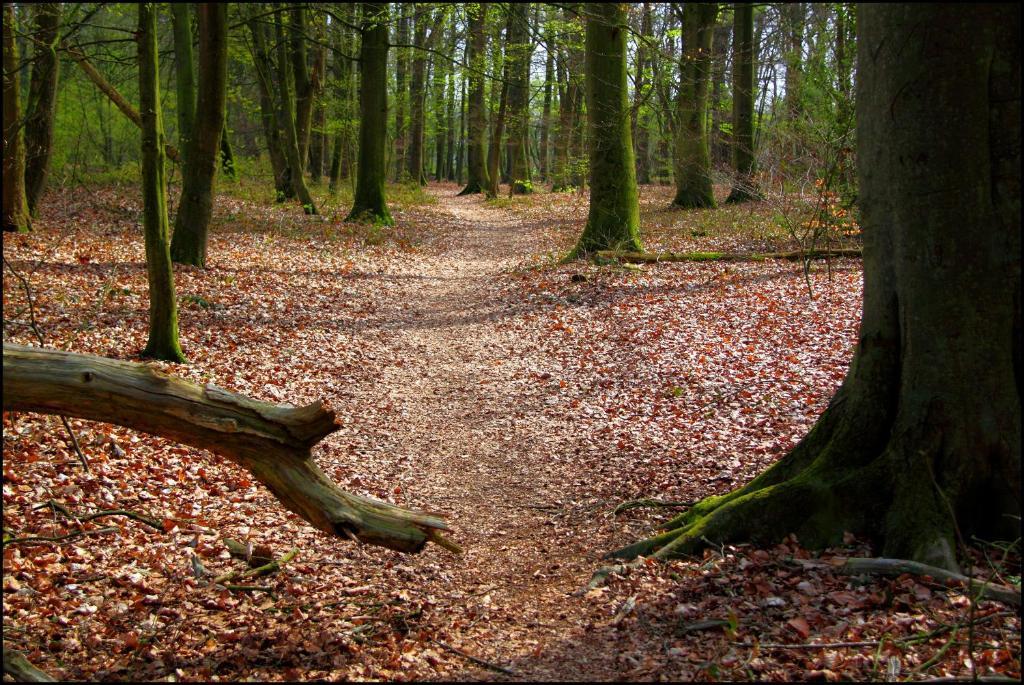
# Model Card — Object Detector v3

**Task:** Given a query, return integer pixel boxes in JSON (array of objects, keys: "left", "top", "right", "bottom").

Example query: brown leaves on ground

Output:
[{"left": 2, "top": 180, "right": 1019, "bottom": 681}]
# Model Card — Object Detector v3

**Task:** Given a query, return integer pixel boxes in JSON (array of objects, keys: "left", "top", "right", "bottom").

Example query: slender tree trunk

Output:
[
  {"left": 346, "top": 3, "right": 392, "bottom": 225},
  {"left": 308, "top": 36, "right": 327, "bottom": 184},
  {"left": 567, "top": 3, "right": 642, "bottom": 258},
  {"left": 506, "top": 3, "right": 534, "bottom": 195},
  {"left": 708, "top": 15, "right": 731, "bottom": 167},
  {"left": 445, "top": 61, "right": 456, "bottom": 181},
  {"left": 672, "top": 3, "right": 717, "bottom": 209},
  {"left": 171, "top": 3, "right": 195, "bottom": 167},
  {"left": 273, "top": 7, "right": 316, "bottom": 213},
  {"left": 219, "top": 122, "right": 237, "bottom": 180},
  {"left": 433, "top": 55, "right": 447, "bottom": 181},
  {"left": 539, "top": 20, "right": 554, "bottom": 183},
  {"left": 552, "top": 5, "right": 583, "bottom": 192},
  {"left": 138, "top": 2, "right": 185, "bottom": 362},
  {"left": 485, "top": 78, "right": 509, "bottom": 198},
  {"left": 632, "top": 2, "right": 652, "bottom": 185},
  {"left": 783, "top": 3, "right": 805, "bottom": 121},
  {"left": 170, "top": 3, "right": 228, "bottom": 268},
  {"left": 617, "top": 3, "right": 1021, "bottom": 573},
  {"left": 459, "top": 3, "right": 489, "bottom": 195},
  {"left": 407, "top": 7, "right": 432, "bottom": 185},
  {"left": 290, "top": 6, "right": 313, "bottom": 171},
  {"left": 247, "top": 12, "right": 291, "bottom": 201},
  {"left": 24, "top": 2, "right": 60, "bottom": 217},
  {"left": 456, "top": 71, "right": 466, "bottom": 183},
  {"left": 3, "top": 3, "right": 31, "bottom": 233},
  {"left": 328, "top": 7, "right": 353, "bottom": 193},
  {"left": 393, "top": 3, "right": 410, "bottom": 181},
  {"left": 725, "top": 3, "right": 761, "bottom": 203}
]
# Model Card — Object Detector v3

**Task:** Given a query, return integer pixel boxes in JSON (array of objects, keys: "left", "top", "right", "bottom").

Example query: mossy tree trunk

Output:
[
  {"left": 615, "top": 4, "right": 1021, "bottom": 572},
  {"left": 24, "top": 2, "right": 60, "bottom": 217},
  {"left": 247, "top": 9, "right": 291, "bottom": 201},
  {"left": 345, "top": 3, "right": 392, "bottom": 226},
  {"left": 137, "top": 2, "right": 186, "bottom": 363},
  {"left": 672, "top": 3, "right": 717, "bottom": 209},
  {"left": 725, "top": 3, "right": 761, "bottom": 203},
  {"left": 273, "top": 7, "right": 316, "bottom": 213},
  {"left": 566, "top": 3, "right": 642, "bottom": 259},
  {"left": 3, "top": 3, "right": 31, "bottom": 233},
  {"left": 170, "top": 3, "right": 228, "bottom": 268},
  {"left": 632, "top": 2, "right": 652, "bottom": 185},
  {"left": 171, "top": 3, "right": 195, "bottom": 168},
  {"left": 458, "top": 3, "right": 489, "bottom": 195}
]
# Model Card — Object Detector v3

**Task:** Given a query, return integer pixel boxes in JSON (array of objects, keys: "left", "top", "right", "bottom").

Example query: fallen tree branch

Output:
[
  {"left": 62, "top": 42, "right": 180, "bottom": 163},
  {"left": 3, "top": 344, "right": 456, "bottom": 554},
  {"left": 213, "top": 548, "right": 298, "bottom": 585},
  {"left": 613, "top": 498, "right": 693, "bottom": 515},
  {"left": 433, "top": 640, "right": 518, "bottom": 677},
  {"left": 2, "top": 526, "right": 119, "bottom": 547},
  {"left": 2, "top": 649, "right": 55, "bottom": 682},
  {"left": 595, "top": 247, "right": 862, "bottom": 264},
  {"left": 36, "top": 500, "right": 163, "bottom": 530},
  {"left": 839, "top": 557, "right": 1020, "bottom": 607}
]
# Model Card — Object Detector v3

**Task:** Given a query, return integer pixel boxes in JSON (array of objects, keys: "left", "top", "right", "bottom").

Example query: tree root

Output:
[
  {"left": 838, "top": 557, "right": 1021, "bottom": 607},
  {"left": 595, "top": 247, "right": 862, "bottom": 264},
  {"left": 3, "top": 649, "right": 55, "bottom": 682}
]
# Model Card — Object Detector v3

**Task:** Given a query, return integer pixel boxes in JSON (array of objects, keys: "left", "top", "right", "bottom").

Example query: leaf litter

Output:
[{"left": 2, "top": 181, "right": 1019, "bottom": 681}]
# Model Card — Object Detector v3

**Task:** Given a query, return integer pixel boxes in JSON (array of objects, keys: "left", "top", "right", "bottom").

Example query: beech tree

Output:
[
  {"left": 615, "top": 3, "right": 1021, "bottom": 572},
  {"left": 566, "top": 3, "right": 642, "bottom": 258},
  {"left": 24, "top": 3, "right": 61, "bottom": 217},
  {"left": 345, "top": 2, "right": 392, "bottom": 226},
  {"left": 2, "top": 3, "right": 31, "bottom": 233},
  {"left": 138, "top": 2, "right": 186, "bottom": 363},
  {"left": 506, "top": 2, "right": 533, "bottom": 194},
  {"left": 724, "top": 3, "right": 761, "bottom": 203},
  {"left": 458, "top": 3, "right": 489, "bottom": 195},
  {"left": 170, "top": 3, "right": 229, "bottom": 268},
  {"left": 672, "top": 2, "right": 717, "bottom": 209}
]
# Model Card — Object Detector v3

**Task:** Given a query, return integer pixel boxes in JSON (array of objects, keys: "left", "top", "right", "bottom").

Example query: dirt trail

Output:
[{"left": 357, "top": 190, "right": 623, "bottom": 679}]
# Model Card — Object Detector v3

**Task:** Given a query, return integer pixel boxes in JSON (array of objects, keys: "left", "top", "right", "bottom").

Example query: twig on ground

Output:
[
  {"left": 3, "top": 526, "right": 119, "bottom": 547},
  {"left": 613, "top": 499, "right": 692, "bottom": 515},
  {"left": 36, "top": 500, "right": 163, "bottom": 531},
  {"left": 433, "top": 640, "right": 518, "bottom": 677},
  {"left": 213, "top": 548, "right": 298, "bottom": 585}
]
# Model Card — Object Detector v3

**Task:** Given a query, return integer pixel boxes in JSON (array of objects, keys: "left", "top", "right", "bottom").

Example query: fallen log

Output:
[
  {"left": 595, "top": 247, "right": 862, "bottom": 264},
  {"left": 2, "top": 343, "right": 457, "bottom": 554},
  {"left": 2, "top": 650, "right": 54, "bottom": 682}
]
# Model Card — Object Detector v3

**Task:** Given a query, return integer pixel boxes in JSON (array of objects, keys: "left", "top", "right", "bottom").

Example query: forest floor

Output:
[{"left": 3, "top": 181, "right": 1020, "bottom": 682}]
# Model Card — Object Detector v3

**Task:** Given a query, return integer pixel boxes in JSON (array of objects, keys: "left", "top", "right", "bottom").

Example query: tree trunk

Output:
[
  {"left": 551, "top": 5, "right": 583, "bottom": 192},
  {"left": 459, "top": 3, "right": 489, "bottom": 195},
  {"left": 2, "top": 344, "right": 455, "bottom": 554},
  {"left": 328, "top": 7, "right": 353, "bottom": 193},
  {"left": 246, "top": 12, "right": 291, "bottom": 201},
  {"left": 567, "top": 3, "right": 642, "bottom": 259},
  {"left": 24, "top": 2, "right": 60, "bottom": 217},
  {"left": 485, "top": 80, "right": 509, "bottom": 199},
  {"left": 615, "top": 4, "right": 1021, "bottom": 573},
  {"left": 708, "top": 15, "right": 730, "bottom": 167},
  {"left": 346, "top": 3, "right": 392, "bottom": 225},
  {"left": 219, "top": 122, "right": 237, "bottom": 180},
  {"left": 672, "top": 3, "right": 717, "bottom": 209},
  {"left": 783, "top": 3, "right": 805, "bottom": 121},
  {"left": 725, "top": 3, "right": 761, "bottom": 203},
  {"left": 273, "top": 7, "right": 316, "bottom": 213},
  {"left": 445, "top": 59, "right": 456, "bottom": 181},
  {"left": 289, "top": 6, "right": 313, "bottom": 171},
  {"left": 393, "top": 2, "right": 411, "bottom": 181},
  {"left": 506, "top": 3, "right": 533, "bottom": 195},
  {"left": 408, "top": 7, "right": 445, "bottom": 185},
  {"left": 138, "top": 2, "right": 185, "bottom": 363},
  {"left": 3, "top": 3, "right": 31, "bottom": 233},
  {"left": 632, "top": 2, "right": 652, "bottom": 185},
  {"left": 171, "top": 3, "right": 196, "bottom": 167},
  {"left": 539, "top": 19, "right": 554, "bottom": 183},
  {"left": 170, "top": 3, "right": 228, "bottom": 268},
  {"left": 308, "top": 35, "right": 327, "bottom": 185}
]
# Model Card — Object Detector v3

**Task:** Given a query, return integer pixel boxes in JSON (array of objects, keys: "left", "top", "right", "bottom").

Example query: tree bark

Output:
[
  {"left": 346, "top": 3, "right": 392, "bottom": 225},
  {"left": 308, "top": 39, "right": 327, "bottom": 184},
  {"left": 328, "top": 6, "right": 354, "bottom": 193},
  {"left": 246, "top": 11, "right": 291, "bottom": 201},
  {"left": 2, "top": 344, "right": 455, "bottom": 554},
  {"left": 289, "top": 6, "right": 313, "bottom": 171},
  {"left": 782, "top": 3, "right": 805, "bottom": 121},
  {"left": 170, "top": 3, "right": 228, "bottom": 268},
  {"left": 219, "top": 122, "right": 237, "bottom": 180},
  {"left": 24, "top": 2, "right": 60, "bottom": 217},
  {"left": 672, "top": 3, "right": 717, "bottom": 209},
  {"left": 538, "top": 12, "right": 555, "bottom": 183},
  {"left": 3, "top": 3, "right": 31, "bottom": 233},
  {"left": 171, "top": 3, "right": 196, "bottom": 167},
  {"left": 393, "top": 2, "right": 411, "bottom": 181},
  {"left": 138, "top": 2, "right": 186, "bottom": 363},
  {"left": 725, "top": 3, "right": 761, "bottom": 203},
  {"left": 407, "top": 7, "right": 446, "bottom": 185},
  {"left": 632, "top": 2, "right": 652, "bottom": 185},
  {"left": 567, "top": 3, "right": 642, "bottom": 259},
  {"left": 615, "top": 4, "right": 1021, "bottom": 572},
  {"left": 551, "top": 5, "right": 584, "bottom": 192},
  {"left": 506, "top": 3, "right": 533, "bottom": 195},
  {"left": 485, "top": 14, "right": 511, "bottom": 199},
  {"left": 460, "top": 6, "right": 487, "bottom": 191},
  {"left": 273, "top": 7, "right": 316, "bottom": 213}
]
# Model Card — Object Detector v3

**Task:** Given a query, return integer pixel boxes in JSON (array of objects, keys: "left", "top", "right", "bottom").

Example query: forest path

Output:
[{"left": 355, "top": 188, "right": 624, "bottom": 680}]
